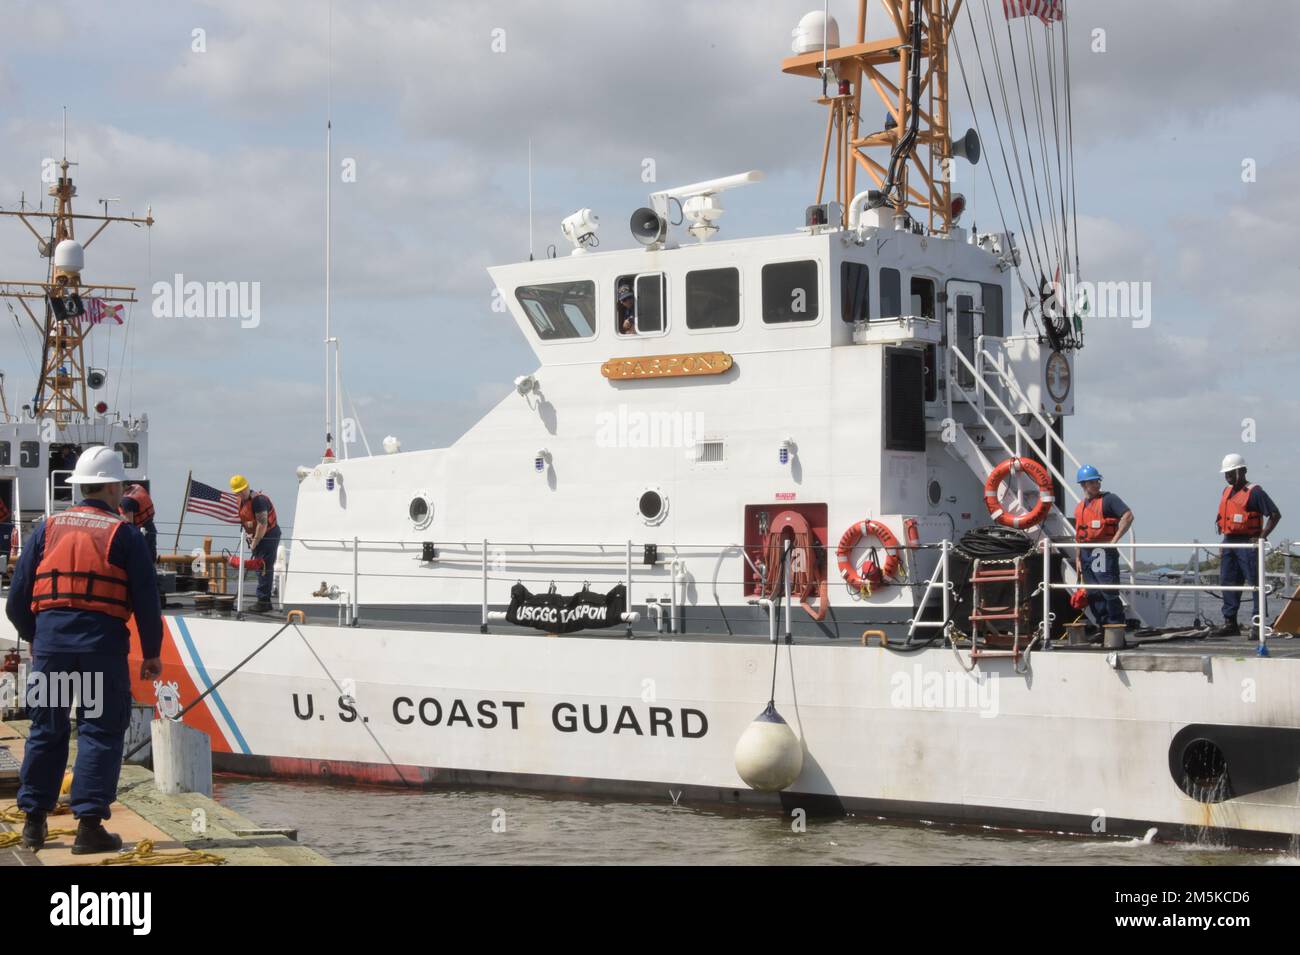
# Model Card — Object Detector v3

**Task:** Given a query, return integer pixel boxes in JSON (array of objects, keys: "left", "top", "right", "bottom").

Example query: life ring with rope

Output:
[
  {"left": 836, "top": 519, "right": 900, "bottom": 595},
  {"left": 983, "top": 457, "right": 1054, "bottom": 529}
]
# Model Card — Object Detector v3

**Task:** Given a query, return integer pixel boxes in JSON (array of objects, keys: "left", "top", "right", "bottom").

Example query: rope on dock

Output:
[{"left": 0, "top": 804, "right": 225, "bottom": 864}]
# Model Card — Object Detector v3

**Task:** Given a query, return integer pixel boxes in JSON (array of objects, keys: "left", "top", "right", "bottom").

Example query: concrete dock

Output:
[{"left": 1, "top": 719, "right": 332, "bottom": 866}]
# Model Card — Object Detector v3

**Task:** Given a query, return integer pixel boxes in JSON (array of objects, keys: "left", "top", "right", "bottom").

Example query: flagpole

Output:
[{"left": 173, "top": 469, "right": 192, "bottom": 554}]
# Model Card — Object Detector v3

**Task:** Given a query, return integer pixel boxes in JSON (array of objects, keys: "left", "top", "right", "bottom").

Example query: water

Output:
[{"left": 214, "top": 778, "right": 1297, "bottom": 865}]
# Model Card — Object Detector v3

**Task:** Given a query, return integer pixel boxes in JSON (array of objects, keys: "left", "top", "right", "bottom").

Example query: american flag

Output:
[
  {"left": 84, "top": 298, "right": 125, "bottom": 325},
  {"left": 1003, "top": 0, "right": 1063, "bottom": 23},
  {"left": 185, "top": 478, "right": 241, "bottom": 524}
]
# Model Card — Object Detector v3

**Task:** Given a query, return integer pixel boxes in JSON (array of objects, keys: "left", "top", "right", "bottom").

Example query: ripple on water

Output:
[{"left": 211, "top": 778, "right": 1290, "bottom": 866}]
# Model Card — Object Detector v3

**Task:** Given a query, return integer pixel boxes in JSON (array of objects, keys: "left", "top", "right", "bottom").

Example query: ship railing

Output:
[
  {"left": 946, "top": 338, "right": 1142, "bottom": 591},
  {"left": 44, "top": 469, "right": 75, "bottom": 518},
  {"left": 1040, "top": 538, "right": 1276, "bottom": 656}
]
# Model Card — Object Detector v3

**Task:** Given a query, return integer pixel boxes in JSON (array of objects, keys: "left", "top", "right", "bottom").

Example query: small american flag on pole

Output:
[
  {"left": 185, "top": 478, "right": 241, "bottom": 524},
  {"left": 1003, "top": 0, "right": 1063, "bottom": 23},
  {"left": 83, "top": 298, "right": 126, "bottom": 325}
]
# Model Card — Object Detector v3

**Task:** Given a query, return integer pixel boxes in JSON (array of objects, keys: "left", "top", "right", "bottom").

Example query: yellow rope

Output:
[{"left": 1, "top": 804, "right": 224, "bottom": 865}]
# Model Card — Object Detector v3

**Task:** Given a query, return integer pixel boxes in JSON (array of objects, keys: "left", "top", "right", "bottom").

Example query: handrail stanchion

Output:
[
  {"left": 626, "top": 539, "right": 634, "bottom": 636},
  {"left": 351, "top": 536, "right": 359, "bottom": 626},
  {"left": 941, "top": 540, "right": 950, "bottom": 629},
  {"left": 782, "top": 540, "right": 792, "bottom": 641},
  {"left": 1191, "top": 539, "right": 1200, "bottom": 624},
  {"left": 480, "top": 538, "right": 489, "bottom": 633},
  {"left": 235, "top": 532, "right": 245, "bottom": 615},
  {"left": 1257, "top": 536, "right": 1268, "bottom": 657},
  {"left": 1041, "top": 535, "right": 1053, "bottom": 649}
]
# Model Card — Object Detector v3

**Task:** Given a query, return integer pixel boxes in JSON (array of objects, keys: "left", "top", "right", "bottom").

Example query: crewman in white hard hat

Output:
[
  {"left": 1214, "top": 453, "right": 1281, "bottom": 636},
  {"left": 4, "top": 446, "right": 163, "bottom": 854}
]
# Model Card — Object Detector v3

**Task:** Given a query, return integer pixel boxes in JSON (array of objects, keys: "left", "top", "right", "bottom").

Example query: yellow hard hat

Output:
[{"left": 229, "top": 474, "right": 249, "bottom": 494}]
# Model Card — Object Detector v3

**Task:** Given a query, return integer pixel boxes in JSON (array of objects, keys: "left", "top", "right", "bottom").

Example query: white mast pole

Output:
[
  {"left": 323, "top": 1, "right": 333, "bottom": 456},
  {"left": 528, "top": 138, "right": 534, "bottom": 260}
]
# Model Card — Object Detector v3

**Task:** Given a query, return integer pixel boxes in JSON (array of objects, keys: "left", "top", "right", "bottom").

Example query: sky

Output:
[{"left": 1, "top": 0, "right": 1297, "bottom": 558}]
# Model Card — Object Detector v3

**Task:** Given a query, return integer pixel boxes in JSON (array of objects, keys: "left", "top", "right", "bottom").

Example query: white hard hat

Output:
[
  {"left": 66, "top": 445, "right": 129, "bottom": 485},
  {"left": 1220, "top": 453, "right": 1247, "bottom": 473}
]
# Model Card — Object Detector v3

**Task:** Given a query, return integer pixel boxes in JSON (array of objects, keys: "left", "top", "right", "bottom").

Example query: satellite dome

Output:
[
  {"left": 53, "top": 239, "right": 85, "bottom": 272},
  {"left": 791, "top": 11, "right": 840, "bottom": 55}
]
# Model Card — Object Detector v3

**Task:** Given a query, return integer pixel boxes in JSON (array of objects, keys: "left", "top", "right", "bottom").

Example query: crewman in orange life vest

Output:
[
  {"left": 5, "top": 446, "right": 163, "bottom": 854},
  {"left": 1215, "top": 453, "right": 1281, "bottom": 636},
  {"left": 1073, "top": 464, "right": 1134, "bottom": 629},
  {"left": 230, "top": 474, "right": 280, "bottom": 614}
]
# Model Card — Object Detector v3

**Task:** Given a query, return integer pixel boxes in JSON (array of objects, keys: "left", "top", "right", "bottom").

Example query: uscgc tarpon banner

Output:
[{"left": 506, "top": 583, "right": 627, "bottom": 633}]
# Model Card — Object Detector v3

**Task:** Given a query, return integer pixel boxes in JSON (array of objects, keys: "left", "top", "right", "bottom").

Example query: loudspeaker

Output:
[
  {"left": 952, "top": 127, "right": 981, "bottom": 165},
  {"left": 629, "top": 207, "right": 667, "bottom": 247},
  {"left": 88, "top": 368, "right": 107, "bottom": 389}
]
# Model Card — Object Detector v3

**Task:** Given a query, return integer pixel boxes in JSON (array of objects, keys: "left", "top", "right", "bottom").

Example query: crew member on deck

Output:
[
  {"left": 0, "top": 493, "right": 12, "bottom": 564},
  {"left": 119, "top": 481, "right": 162, "bottom": 608},
  {"left": 1215, "top": 453, "right": 1281, "bottom": 636},
  {"left": 230, "top": 475, "right": 281, "bottom": 614},
  {"left": 5, "top": 446, "right": 163, "bottom": 855},
  {"left": 617, "top": 284, "right": 636, "bottom": 334},
  {"left": 1073, "top": 465, "right": 1134, "bottom": 630},
  {"left": 118, "top": 482, "right": 157, "bottom": 562}
]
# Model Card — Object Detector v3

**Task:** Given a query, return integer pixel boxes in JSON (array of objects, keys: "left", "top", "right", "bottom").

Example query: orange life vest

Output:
[
  {"left": 1217, "top": 483, "right": 1263, "bottom": 537},
  {"left": 29, "top": 505, "right": 132, "bottom": 620},
  {"left": 1074, "top": 494, "right": 1119, "bottom": 543},
  {"left": 119, "top": 483, "right": 155, "bottom": 526},
  {"left": 239, "top": 492, "right": 278, "bottom": 535}
]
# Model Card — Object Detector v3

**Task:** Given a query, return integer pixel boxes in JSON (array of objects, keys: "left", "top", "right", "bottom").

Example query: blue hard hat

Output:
[{"left": 1076, "top": 464, "right": 1102, "bottom": 483}]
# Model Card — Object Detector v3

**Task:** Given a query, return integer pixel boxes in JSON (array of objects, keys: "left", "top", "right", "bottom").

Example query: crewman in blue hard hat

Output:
[
  {"left": 5, "top": 445, "right": 163, "bottom": 854},
  {"left": 1072, "top": 464, "right": 1134, "bottom": 631}
]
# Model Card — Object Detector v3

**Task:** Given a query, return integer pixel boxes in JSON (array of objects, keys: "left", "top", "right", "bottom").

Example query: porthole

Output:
[
  {"left": 408, "top": 493, "right": 433, "bottom": 529},
  {"left": 638, "top": 487, "right": 668, "bottom": 526},
  {"left": 928, "top": 480, "right": 942, "bottom": 506}
]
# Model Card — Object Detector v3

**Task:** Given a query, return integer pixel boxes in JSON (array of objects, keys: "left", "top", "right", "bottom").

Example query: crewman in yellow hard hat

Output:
[{"left": 230, "top": 475, "right": 280, "bottom": 614}]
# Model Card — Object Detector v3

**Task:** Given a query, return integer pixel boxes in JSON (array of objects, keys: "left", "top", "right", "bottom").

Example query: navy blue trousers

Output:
[
  {"left": 1220, "top": 546, "right": 1259, "bottom": 624},
  {"left": 18, "top": 651, "right": 132, "bottom": 820},
  {"left": 1080, "top": 548, "right": 1124, "bottom": 626},
  {"left": 253, "top": 534, "right": 280, "bottom": 602}
]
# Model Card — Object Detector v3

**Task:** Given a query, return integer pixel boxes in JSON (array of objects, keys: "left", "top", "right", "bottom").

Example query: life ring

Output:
[
  {"left": 984, "top": 457, "right": 1054, "bottom": 529},
  {"left": 837, "top": 520, "right": 900, "bottom": 595}
]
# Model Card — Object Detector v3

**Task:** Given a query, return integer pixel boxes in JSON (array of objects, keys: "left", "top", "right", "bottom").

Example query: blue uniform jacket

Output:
[{"left": 4, "top": 498, "right": 163, "bottom": 658}]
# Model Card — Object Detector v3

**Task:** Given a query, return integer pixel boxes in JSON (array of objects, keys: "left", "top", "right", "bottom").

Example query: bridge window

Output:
[
  {"left": 616, "top": 273, "right": 666, "bottom": 335},
  {"left": 880, "top": 267, "right": 901, "bottom": 318},
  {"left": 980, "top": 282, "right": 1005, "bottom": 336},
  {"left": 687, "top": 267, "right": 741, "bottom": 329},
  {"left": 19, "top": 441, "right": 39, "bottom": 468},
  {"left": 114, "top": 442, "right": 140, "bottom": 469},
  {"left": 910, "top": 277, "right": 936, "bottom": 319},
  {"left": 514, "top": 280, "right": 596, "bottom": 340},
  {"left": 761, "top": 261, "right": 817, "bottom": 324},
  {"left": 840, "top": 262, "right": 869, "bottom": 323}
]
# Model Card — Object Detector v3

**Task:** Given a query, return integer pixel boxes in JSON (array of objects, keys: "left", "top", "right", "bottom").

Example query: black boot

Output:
[
  {"left": 1215, "top": 619, "right": 1240, "bottom": 637},
  {"left": 252, "top": 599, "right": 272, "bottom": 613},
  {"left": 20, "top": 810, "right": 48, "bottom": 851},
  {"left": 71, "top": 817, "right": 123, "bottom": 855}
]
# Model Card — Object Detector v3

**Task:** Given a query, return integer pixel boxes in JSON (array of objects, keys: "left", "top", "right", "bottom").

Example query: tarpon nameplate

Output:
[{"left": 600, "top": 351, "right": 733, "bottom": 380}]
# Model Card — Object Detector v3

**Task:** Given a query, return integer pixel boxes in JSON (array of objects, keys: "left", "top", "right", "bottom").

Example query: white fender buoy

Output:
[{"left": 734, "top": 702, "right": 803, "bottom": 791}]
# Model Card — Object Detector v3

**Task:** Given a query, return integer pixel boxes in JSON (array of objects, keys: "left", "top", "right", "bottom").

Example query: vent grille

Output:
[
  {"left": 697, "top": 440, "right": 725, "bottom": 463},
  {"left": 885, "top": 349, "right": 926, "bottom": 452}
]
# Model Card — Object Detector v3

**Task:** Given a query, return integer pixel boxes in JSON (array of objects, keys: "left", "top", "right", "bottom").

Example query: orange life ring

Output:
[
  {"left": 837, "top": 519, "right": 900, "bottom": 594},
  {"left": 984, "top": 457, "right": 1054, "bottom": 529}
]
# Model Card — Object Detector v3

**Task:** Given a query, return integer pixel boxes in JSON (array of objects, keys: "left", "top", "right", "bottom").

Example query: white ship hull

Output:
[{"left": 11, "top": 613, "right": 1279, "bottom": 848}]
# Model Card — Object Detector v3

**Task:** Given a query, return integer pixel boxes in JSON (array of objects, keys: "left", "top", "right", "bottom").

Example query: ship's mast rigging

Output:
[
  {"left": 784, "top": 0, "right": 1083, "bottom": 349},
  {"left": 0, "top": 152, "right": 153, "bottom": 425}
]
